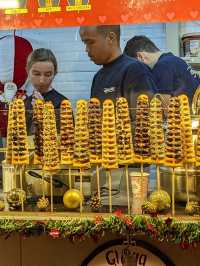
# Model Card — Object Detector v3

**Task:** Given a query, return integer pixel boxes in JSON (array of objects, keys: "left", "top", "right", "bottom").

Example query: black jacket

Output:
[
  {"left": 91, "top": 54, "right": 157, "bottom": 119},
  {"left": 25, "top": 89, "right": 67, "bottom": 135}
]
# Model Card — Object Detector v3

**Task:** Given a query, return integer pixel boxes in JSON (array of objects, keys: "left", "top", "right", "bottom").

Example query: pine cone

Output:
[
  {"left": 37, "top": 197, "right": 49, "bottom": 211},
  {"left": 185, "top": 201, "right": 199, "bottom": 215},
  {"left": 90, "top": 194, "right": 102, "bottom": 212}
]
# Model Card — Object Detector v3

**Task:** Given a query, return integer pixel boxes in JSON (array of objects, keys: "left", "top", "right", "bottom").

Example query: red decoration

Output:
[
  {"left": 13, "top": 35, "right": 33, "bottom": 89},
  {"left": 124, "top": 216, "right": 133, "bottom": 228},
  {"left": 0, "top": 101, "right": 8, "bottom": 138},
  {"left": 49, "top": 228, "right": 60, "bottom": 239},
  {"left": 95, "top": 215, "right": 103, "bottom": 224},
  {"left": 180, "top": 241, "right": 190, "bottom": 250},
  {"left": 147, "top": 223, "right": 155, "bottom": 233},
  {"left": 114, "top": 209, "right": 123, "bottom": 218}
]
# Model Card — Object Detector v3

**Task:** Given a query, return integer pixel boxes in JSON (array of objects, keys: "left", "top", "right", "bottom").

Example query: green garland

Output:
[{"left": 0, "top": 212, "right": 200, "bottom": 249}]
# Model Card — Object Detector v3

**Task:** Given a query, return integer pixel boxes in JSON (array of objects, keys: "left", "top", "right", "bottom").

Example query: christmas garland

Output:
[{"left": 0, "top": 211, "right": 200, "bottom": 249}]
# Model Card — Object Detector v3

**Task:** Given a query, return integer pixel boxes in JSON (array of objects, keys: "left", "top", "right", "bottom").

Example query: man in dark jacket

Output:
[
  {"left": 124, "top": 35, "right": 200, "bottom": 103},
  {"left": 79, "top": 25, "right": 157, "bottom": 120},
  {"left": 79, "top": 25, "right": 156, "bottom": 199}
]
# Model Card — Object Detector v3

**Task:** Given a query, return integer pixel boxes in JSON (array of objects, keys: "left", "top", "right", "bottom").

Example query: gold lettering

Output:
[
  {"left": 139, "top": 254, "right": 147, "bottom": 266},
  {"left": 75, "top": 0, "right": 82, "bottom": 5},
  {"left": 105, "top": 250, "right": 117, "bottom": 265},
  {"left": 45, "top": 0, "right": 52, "bottom": 7}
]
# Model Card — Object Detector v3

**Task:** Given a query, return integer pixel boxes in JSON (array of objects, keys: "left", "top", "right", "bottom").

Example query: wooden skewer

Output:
[
  {"left": 13, "top": 165, "right": 17, "bottom": 189},
  {"left": 80, "top": 169, "right": 83, "bottom": 214},
  {"left": 68, "top": 167, "right": 72, "bottom": 189},
  {"left": 185, "top": 164, "right": 190, "bottom": 205},
  {"left": 141, "top": 163, "right": 144, "bottom": 201},
  {"left": 156, "top": 165, "right": 161, "bottom": 190},
  {"left": 108, "top": 170, "right": 112, "bottom": 213},
  {"left": 125, "top": 165, "right": 130, "bottom": 215},
  {"left": 19, "top": 166, "right": 24, "bottom": 212},
  {"left": 96, "top": 164, "right": 100, "bottom": 200},
  {"left": 172, "top": 167, "right": 175, "bottom": 216},
  {"left": 42, "top": 170, "right": 45, "bottom": 198},
  {"left": 50, "top": 174, "right": 53, "bottom": 212}
]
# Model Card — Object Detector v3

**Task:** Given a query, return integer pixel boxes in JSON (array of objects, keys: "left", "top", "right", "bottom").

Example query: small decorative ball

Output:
[
  {"left": 7, "top": 188, "right": 26, "bottom": 210},
  {"left": 142, "top": 200, "right": 157, "bottom": 214},
  {"left": 37, "top": 197, "right": 49, "bottom": 211},
  {"left": 90, "top": 194, "right": 102, "bottom": 212},
  {"left": 0, "top": 200, "right": 5, "bottom": 211},
  {"left": 149, "top": 190, "right": 171, "bottom": 211},
  {"left": 63, "top": 189, "right": 82, "bottom": 209}
]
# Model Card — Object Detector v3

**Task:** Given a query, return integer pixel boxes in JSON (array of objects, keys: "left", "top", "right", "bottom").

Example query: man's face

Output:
[
  {"left": 28, "top": 61, "right": 55, "bottom": 94},
  {"left": 80, "top": 27, "right": 112, "bottom": 65}
]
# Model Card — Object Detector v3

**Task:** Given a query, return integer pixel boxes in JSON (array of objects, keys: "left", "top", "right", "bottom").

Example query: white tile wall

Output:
[
  {"left": 180, "top": 21, "right": 200, "bottom": 35},
  {"left": 0, "top": 23, "right": 166, "bottom": 108}
]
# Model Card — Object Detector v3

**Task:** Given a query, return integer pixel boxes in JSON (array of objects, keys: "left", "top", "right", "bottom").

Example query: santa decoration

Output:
[{"left": 0, "top": 33, "right": 33, "bottom": 137}]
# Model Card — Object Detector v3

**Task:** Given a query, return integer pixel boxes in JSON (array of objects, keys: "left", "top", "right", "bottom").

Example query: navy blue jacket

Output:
[
  {"left": 91, "top": 54, "right": 157, "bottom": 118},
  {"left": 152, "top": 52, "right": 200, "bottom": 101}
]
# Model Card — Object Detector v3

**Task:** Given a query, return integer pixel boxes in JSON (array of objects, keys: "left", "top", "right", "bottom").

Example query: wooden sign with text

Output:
[{"left": 81, "top": 240, "right": 175, "bottom": 266}]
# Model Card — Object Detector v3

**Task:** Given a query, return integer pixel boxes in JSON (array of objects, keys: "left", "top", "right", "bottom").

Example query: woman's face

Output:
[{"left": 28, "top": 61, "right": 55, "bottom": 94}]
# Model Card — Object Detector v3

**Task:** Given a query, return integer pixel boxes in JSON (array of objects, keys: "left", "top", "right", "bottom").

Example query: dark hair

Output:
[
  {"left": 26, "top": 48, "right": 58, "bottom": 74},
  {"left": 124, "top": 35, "right": 160, "bottom": 58},
  {"left": 97, "top": 25, "right": 121, "bottom": 43}
]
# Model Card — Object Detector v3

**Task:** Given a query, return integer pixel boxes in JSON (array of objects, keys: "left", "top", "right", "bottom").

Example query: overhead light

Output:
[{"left": 0, "top": 0, "right": 19, "bottom": 8}]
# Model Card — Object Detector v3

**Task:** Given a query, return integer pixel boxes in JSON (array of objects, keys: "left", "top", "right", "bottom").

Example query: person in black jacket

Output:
[
  {"left": 80, "top": 25, "right": 156, "bottom": 197},
  {"left": 79, "top": 25, "right": 157, "bottom": 120},
  {"left": 124, "top": 35, "right": 200, "bottom": 104},
  {"left": 24, "top": 48, "right": 67, "bottom": 134}
]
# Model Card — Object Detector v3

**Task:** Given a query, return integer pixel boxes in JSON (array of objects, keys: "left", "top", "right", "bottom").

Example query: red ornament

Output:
[
  {"left": 124, "top": 216, "right": 133, "bottom": 227},
  {"left": 114, "top": 208, "right": 123, "bottom": 218},
  {"left": 95, "top": 215, "right": 103, "bottom": 224},
  {"left": 147, "top": 223, "right": 154, "bottom": 232},
  {"left": 49, "top": 228, "right": 60, "bottom": 239},
  {"left": 180, "top": 241, "right": 190, "bottom": 250}
]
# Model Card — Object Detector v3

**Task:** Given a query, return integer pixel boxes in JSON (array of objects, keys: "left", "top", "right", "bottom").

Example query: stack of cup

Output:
[{"left": 130, "top": 171, "right": 149, "bottom": 214}]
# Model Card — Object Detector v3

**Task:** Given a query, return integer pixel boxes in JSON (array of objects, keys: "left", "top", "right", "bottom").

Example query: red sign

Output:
[{"left": 0, "top": 0, "right": 200, "bottom": 30}]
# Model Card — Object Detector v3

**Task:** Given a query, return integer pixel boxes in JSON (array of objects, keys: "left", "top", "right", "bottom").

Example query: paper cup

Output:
[{"left": 129, "top": 171, "right": 149, "bottom": 214}]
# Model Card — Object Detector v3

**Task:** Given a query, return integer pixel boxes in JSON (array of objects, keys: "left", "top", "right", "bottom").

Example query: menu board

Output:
[{"left": 0, "top": 0, "right": 200, "bottom": 30}]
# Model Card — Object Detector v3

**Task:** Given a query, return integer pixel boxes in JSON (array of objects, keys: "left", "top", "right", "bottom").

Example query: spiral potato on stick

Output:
[
  {"left": 60, "top": 99, "right": 74, "bottom": 165},
  {"left": 102, "top": 99, "right": 118, "bottom": 169},
  {"left": 88, "top": 98, "right": 102, "bottom": 164},
  {"left": 134, "top": 94, "right": 150, "bottom": 163},
  {"left": 43, "top": 102, "right": 59, "bottom": 171},
  {"left": 165, "top": 96, "right": 183, "bottom": 167},
  {"left": 116, "top": 97, "right": 134, "bottom": 165},
  {"left": 73, "top": 99, "right": 90, "bottom": 169},
  {"left": 149, "top": 96, "right": 165, "bottom": 164},
  {"left": 33, "top": 99, "right": 44, "bottom": 164}
]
